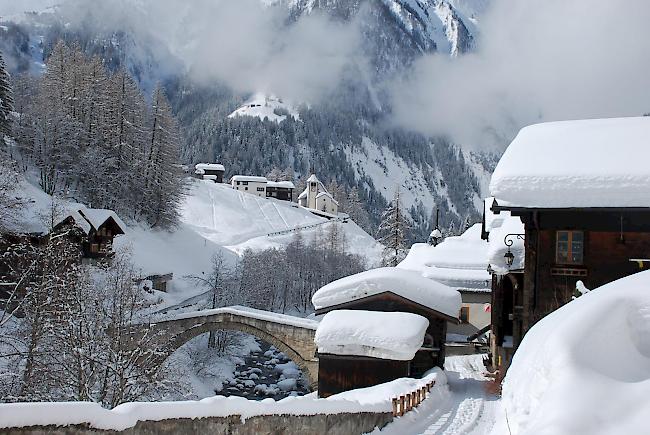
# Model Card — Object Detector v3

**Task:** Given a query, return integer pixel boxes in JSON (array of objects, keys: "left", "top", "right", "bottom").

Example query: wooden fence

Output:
[{"left": 391, "top": 380, "right": 436, "bottom": 417}]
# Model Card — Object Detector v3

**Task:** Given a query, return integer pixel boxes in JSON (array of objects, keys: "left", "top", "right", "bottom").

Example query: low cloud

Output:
[
  {"left": 54, "top": 0, "right": 362, "bottom": 104},
  {"left": 388, "top": 0, "right": 650, "bottom": 149}
]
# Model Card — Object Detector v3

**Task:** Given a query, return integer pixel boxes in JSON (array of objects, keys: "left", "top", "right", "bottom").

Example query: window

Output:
[
  {"left": 242, "top": 181, "right": 249, "bottom": 186},
  {"left": 556, "top": 231, "right": 584, "bottom": 265},
  {"left": 245, "top": 186, "right": 248, "bottom": 191},
  {"left": 236, "top": 181, "right": 240, "bottom": 186},
  {"left": 90, "top": 243, "right": 99, "bottom": 253},
  {"left": 257, "top": 187, "right": 265, "bottom": 192},
  {"left": 459, "top": 306, "right": 470, "bottom": 324}
]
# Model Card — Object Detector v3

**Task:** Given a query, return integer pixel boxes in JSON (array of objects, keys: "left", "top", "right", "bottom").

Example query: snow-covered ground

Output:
[
  {"left": 118, "top": 178, "right": 381, "bottom": 313},
  {"left": 375, "top": 354, "right": 498, "bottom": 435},
  {"left": 182, "top": 179, "right": 382, "bottom": 261}
]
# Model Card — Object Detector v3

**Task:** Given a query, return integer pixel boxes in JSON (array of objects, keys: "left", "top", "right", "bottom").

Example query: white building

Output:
[
  {"left": 297, "top": 174, "right": 338, "bottom": 216},
  {"left": 230, "top": 175, "right": 268, "bottom": 197}
]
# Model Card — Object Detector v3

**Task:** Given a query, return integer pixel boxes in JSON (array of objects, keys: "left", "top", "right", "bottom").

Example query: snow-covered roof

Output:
[
  {"left": 487, "top": 213, "right": 525, "bottom": 274},
  {"left": 195, "top": 163, "right": 225, "bottom": 172},
  {"left": 314, "top": 310, "right": 429, "bottom": 360},
  {"left": 77, "top": 208, "right": 127, "bottom": 234},
  {"left": 266, "top": 181, "right": 295, "bottom": 189},
  {"left": 498, "top": 270, "right": 650, "bottom": 435},
  {"left": 230, "top": 175, "right": 268, "bottom": 183},
  {"left": 398, "top": 224, "right": 491, "bottom": 291},
  {"left": 3, "top": 180, "right": 127, "bottom": 236},
  {"left": 194, "top": 168, "right": 205, "bottom": 175},
  {"left": 490, "top": 117, "right": 650, "bottom": 209},
  {"left": 306, "top": 174, "right": 320, "bottom": 183},
  {"left": 312, "top": 267, "right": 462, "bottom": 319},
  {"left": 298, "top": 188, "right": 308, "bottom": 200}
]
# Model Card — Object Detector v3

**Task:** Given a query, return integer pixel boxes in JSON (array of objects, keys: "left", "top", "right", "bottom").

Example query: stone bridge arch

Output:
[{"left": 147, "top": 309, "right": 319, "bottom": 389}]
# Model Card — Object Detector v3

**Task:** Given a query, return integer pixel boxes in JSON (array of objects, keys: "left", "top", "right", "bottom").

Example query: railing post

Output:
[
  {"left": 392, "top": 398, "right": 398, "bottom": 417},
  {"left": 400, "top": 395, "right": 405, "bottom": 416}
]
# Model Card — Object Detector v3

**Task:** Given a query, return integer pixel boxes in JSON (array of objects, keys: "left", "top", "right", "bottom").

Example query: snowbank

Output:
[
  {"left": 313, "top": 267, "right": 461, "bottom": 318},
  {"left": 398, "top": 224, "right": 490, "bottom": 291},
  {"left": 0, "top": 371, "right": 447, "bottom": 431},
  {"left": 493, "top": 270, "right": 650, "bottom": 435},
  {"left": 490, "top": 117, "right": 650, "bottom": 208},
  {"left": 315, "top": 310, "right": 429, "bottom": 360}
]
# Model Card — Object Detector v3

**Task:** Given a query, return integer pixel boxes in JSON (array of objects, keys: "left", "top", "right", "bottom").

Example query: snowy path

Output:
[{"left": 375, "top": 355, "right": 498, "bottom": 435}]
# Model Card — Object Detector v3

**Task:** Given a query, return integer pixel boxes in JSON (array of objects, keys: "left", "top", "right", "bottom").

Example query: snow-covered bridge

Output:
[{"left": 145, "top": 306, "right": 319, "bottom": 388}]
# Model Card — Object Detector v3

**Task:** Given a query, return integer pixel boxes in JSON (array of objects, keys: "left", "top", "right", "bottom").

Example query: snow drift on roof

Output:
[
  {"left": 77, "top": 208, "right": 127, "bottom": 233},
  {"left": 312, "top": 267, "right": 461, "bottom": 318},
  {"left": 315, "top": 310, "right": 429, "bottom": 360},
  {"left": 230, "top": 175, "right": 268, "bottom": 183},
  {"left": 490, "top": 117, "right": 650, "bottom": 208},
  {"left": 194, "top": 163, "right": 225, "bottom": 172},
  {"left": 266, "top": 181, "right": 295, "bottom": 189},
  {"left": 495, "top": 270, "right": 650, "bottom": 435},
  {"left": 398, "top": 224, "right": 491, "bottom": 291}
]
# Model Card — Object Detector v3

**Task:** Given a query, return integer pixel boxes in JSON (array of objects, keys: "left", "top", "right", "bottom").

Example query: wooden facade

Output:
[
  {"left": 266, "top": 186, "right": 294, "bottom": 201},
  {"left": 317, "top": 354, "right": 409, "bottom": 398},
  {"left": 79, "top": 215, "right": 125, "bottom": 260},
  {"left": 315, "top": 292, "right": 457, "bottom": 382},
  {"left": 491, "top": 206, "right": 650, "bottom": 372}
]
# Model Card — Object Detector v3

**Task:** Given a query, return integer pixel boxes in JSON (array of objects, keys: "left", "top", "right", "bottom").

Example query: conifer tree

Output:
[
  {"left": 377, "top": 188, "right": 411, "bottom": 267},
  {"left": 0, "top": 50, "right": 14, "bottom": 140},
  {"left": 143, "top": 85, "right": 184, "bottom": 228}
]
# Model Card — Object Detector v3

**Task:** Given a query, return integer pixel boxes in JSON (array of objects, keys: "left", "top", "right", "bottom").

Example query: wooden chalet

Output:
[
  {"left": 312, "top": 268, "right": 461, "bottom": 397},
  {"left": 316, "top": 293, "right": 457, "bottom": 374},
  {"left": 486, "top": 116, "right": 650, "bottom": 374},
  {"left": 76, "top": 209, "right": 126, "bottom": 261}
]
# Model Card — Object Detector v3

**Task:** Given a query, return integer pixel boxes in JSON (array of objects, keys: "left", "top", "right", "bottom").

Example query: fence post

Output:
[
  {"left": 392, "top": 398, "right": 398, "bottom": 416},
  {"left": 400, "top": 395, "right": 405, "bottom": 416}
]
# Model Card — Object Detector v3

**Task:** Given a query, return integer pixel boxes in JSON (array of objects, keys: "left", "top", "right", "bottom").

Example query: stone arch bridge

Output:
[{"left": 142, "top": 306, "right": 319, "bottom": 388}]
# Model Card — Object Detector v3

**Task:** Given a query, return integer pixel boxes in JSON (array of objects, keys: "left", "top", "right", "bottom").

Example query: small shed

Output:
[
  {"left": 315, "top": 310, "right": 429, "bottom": 397},
  {"left": 313, "top": 267, "right": 461, "bottom": 375}
]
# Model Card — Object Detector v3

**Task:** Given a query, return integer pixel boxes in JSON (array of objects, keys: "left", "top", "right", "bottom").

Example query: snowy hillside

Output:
[
  {"left": 228, "top": 93, "right": 300, "bottom": 123},
  {"left": 181, "top": 179, "right": 382, "bottom": 261},
  {"left": 345, "top": 137, "right": 491, "bottom": 222}
]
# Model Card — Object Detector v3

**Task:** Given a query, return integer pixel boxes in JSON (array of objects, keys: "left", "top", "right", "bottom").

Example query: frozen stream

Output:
[{"left": 217, "top": 340, "right": 310, "bottom": 401}]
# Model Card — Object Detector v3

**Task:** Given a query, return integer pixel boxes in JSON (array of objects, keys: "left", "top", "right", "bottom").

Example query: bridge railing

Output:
[{"left": 391, "top": 379, "right": 436, "bottom": 417}]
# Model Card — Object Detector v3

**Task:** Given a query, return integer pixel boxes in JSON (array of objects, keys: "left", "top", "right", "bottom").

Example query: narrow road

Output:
[{"left": 376, "top": 355, "right": 498, "bottom": 435}]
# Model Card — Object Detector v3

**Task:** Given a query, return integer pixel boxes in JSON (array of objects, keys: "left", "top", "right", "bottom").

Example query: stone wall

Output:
[{"left": 5, "top": 412, "right": 393, "bottom": 435}]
